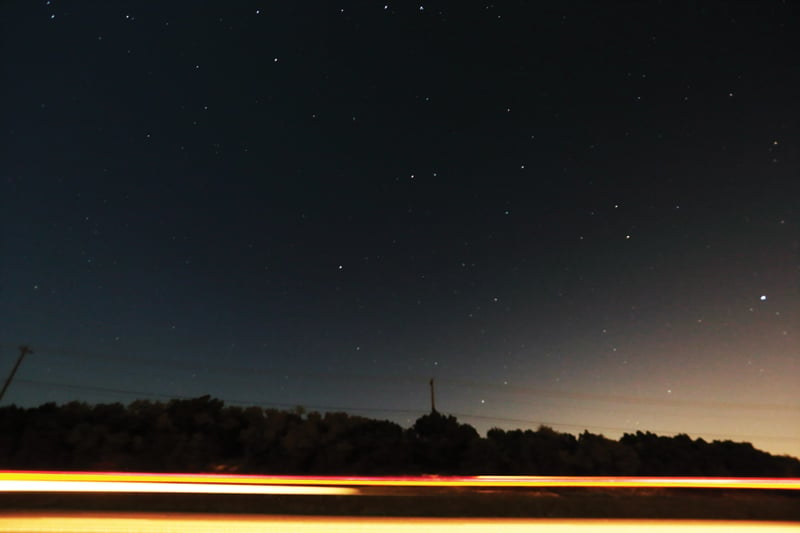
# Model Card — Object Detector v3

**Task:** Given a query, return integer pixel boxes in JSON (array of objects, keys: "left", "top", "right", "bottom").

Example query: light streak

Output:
[
  {"left": 0, "top": 515, "right": 798, "bottom": 533},
  {"left": 0, "top": 479, "right": 355, "bottom": 495},
  {"left": 0, "top": 471, "right": 799, "bottom": 492}
]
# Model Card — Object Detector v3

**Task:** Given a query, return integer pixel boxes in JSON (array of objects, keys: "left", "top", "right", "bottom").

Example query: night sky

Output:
[{"left": 2, "top": 2, "right": 798, "bottom": 458}]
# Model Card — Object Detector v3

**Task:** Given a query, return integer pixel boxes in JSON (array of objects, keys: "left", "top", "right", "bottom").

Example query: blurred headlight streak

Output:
[{"left": 0, "top": 515, "right": 798, "bottom": 533}]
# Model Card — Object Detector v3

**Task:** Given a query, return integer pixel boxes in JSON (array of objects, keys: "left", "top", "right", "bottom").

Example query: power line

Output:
[
  {"left": 14, "top": 378, "right": 422, "bottom": 418},
  {"left": 13, "top": 378, "right": 800, "bottom": 445},
  {"left": 28, "top": 343, "right": 800, "bottom": 413},
  {"left": 443, "top": 377, "right": 800, "bottom": 413},
  {"left": 31, "top": 344, "right": 427, "bottom": 386}
]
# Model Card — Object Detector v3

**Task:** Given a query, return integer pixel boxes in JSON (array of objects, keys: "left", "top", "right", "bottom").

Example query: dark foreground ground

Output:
[{"left": 2, "top": 486, "right": 799, "bottom": 521}]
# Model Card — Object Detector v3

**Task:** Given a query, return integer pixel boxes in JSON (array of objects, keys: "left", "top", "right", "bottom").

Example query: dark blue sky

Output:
[{"left": 1, "top": 1, "right": 798, "bottom": 456}]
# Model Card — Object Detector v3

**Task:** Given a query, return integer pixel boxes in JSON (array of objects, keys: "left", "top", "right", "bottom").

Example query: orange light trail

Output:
[
  {"left": 0, "top": 515, "right": 798, "bottom": 533},
  {"left": 0, "top": 471, "right": 799, "bottom": 493},
  {"left": 0, "top": 479, "right": 355, "bottom": 495}
]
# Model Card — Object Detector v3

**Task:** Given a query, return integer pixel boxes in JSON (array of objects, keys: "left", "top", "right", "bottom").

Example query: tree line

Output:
[{"left": 1, "top": 396, "right": 797, "bottom": 476}]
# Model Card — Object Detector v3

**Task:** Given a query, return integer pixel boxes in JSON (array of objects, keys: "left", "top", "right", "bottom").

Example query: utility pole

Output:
[
  {"left": 429, "top": 377, "right": 437, "bottom": 413},
  {"left": 0, "top": 345, "right": 33, "bottom": 403}
]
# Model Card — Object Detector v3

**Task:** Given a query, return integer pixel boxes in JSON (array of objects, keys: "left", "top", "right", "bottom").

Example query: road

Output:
[{"left": 1, "top": 471, "right": 798, "bottom": 528}]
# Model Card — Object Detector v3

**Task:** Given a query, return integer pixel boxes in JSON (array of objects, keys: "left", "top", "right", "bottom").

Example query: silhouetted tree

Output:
[
  {"left": 410, "top": 411, "right": 480, "bottom": 473},
  {"left": 1, "top": 398, "right": 798, "bottom": 476}
]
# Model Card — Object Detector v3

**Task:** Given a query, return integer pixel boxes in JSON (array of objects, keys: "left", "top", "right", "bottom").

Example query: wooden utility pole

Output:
[
  {"left": 429, "top": 377, "right": 437, "bottom": 413},
  {"left": 0, "top": 345, "right": 33, "bottom": 403}
]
